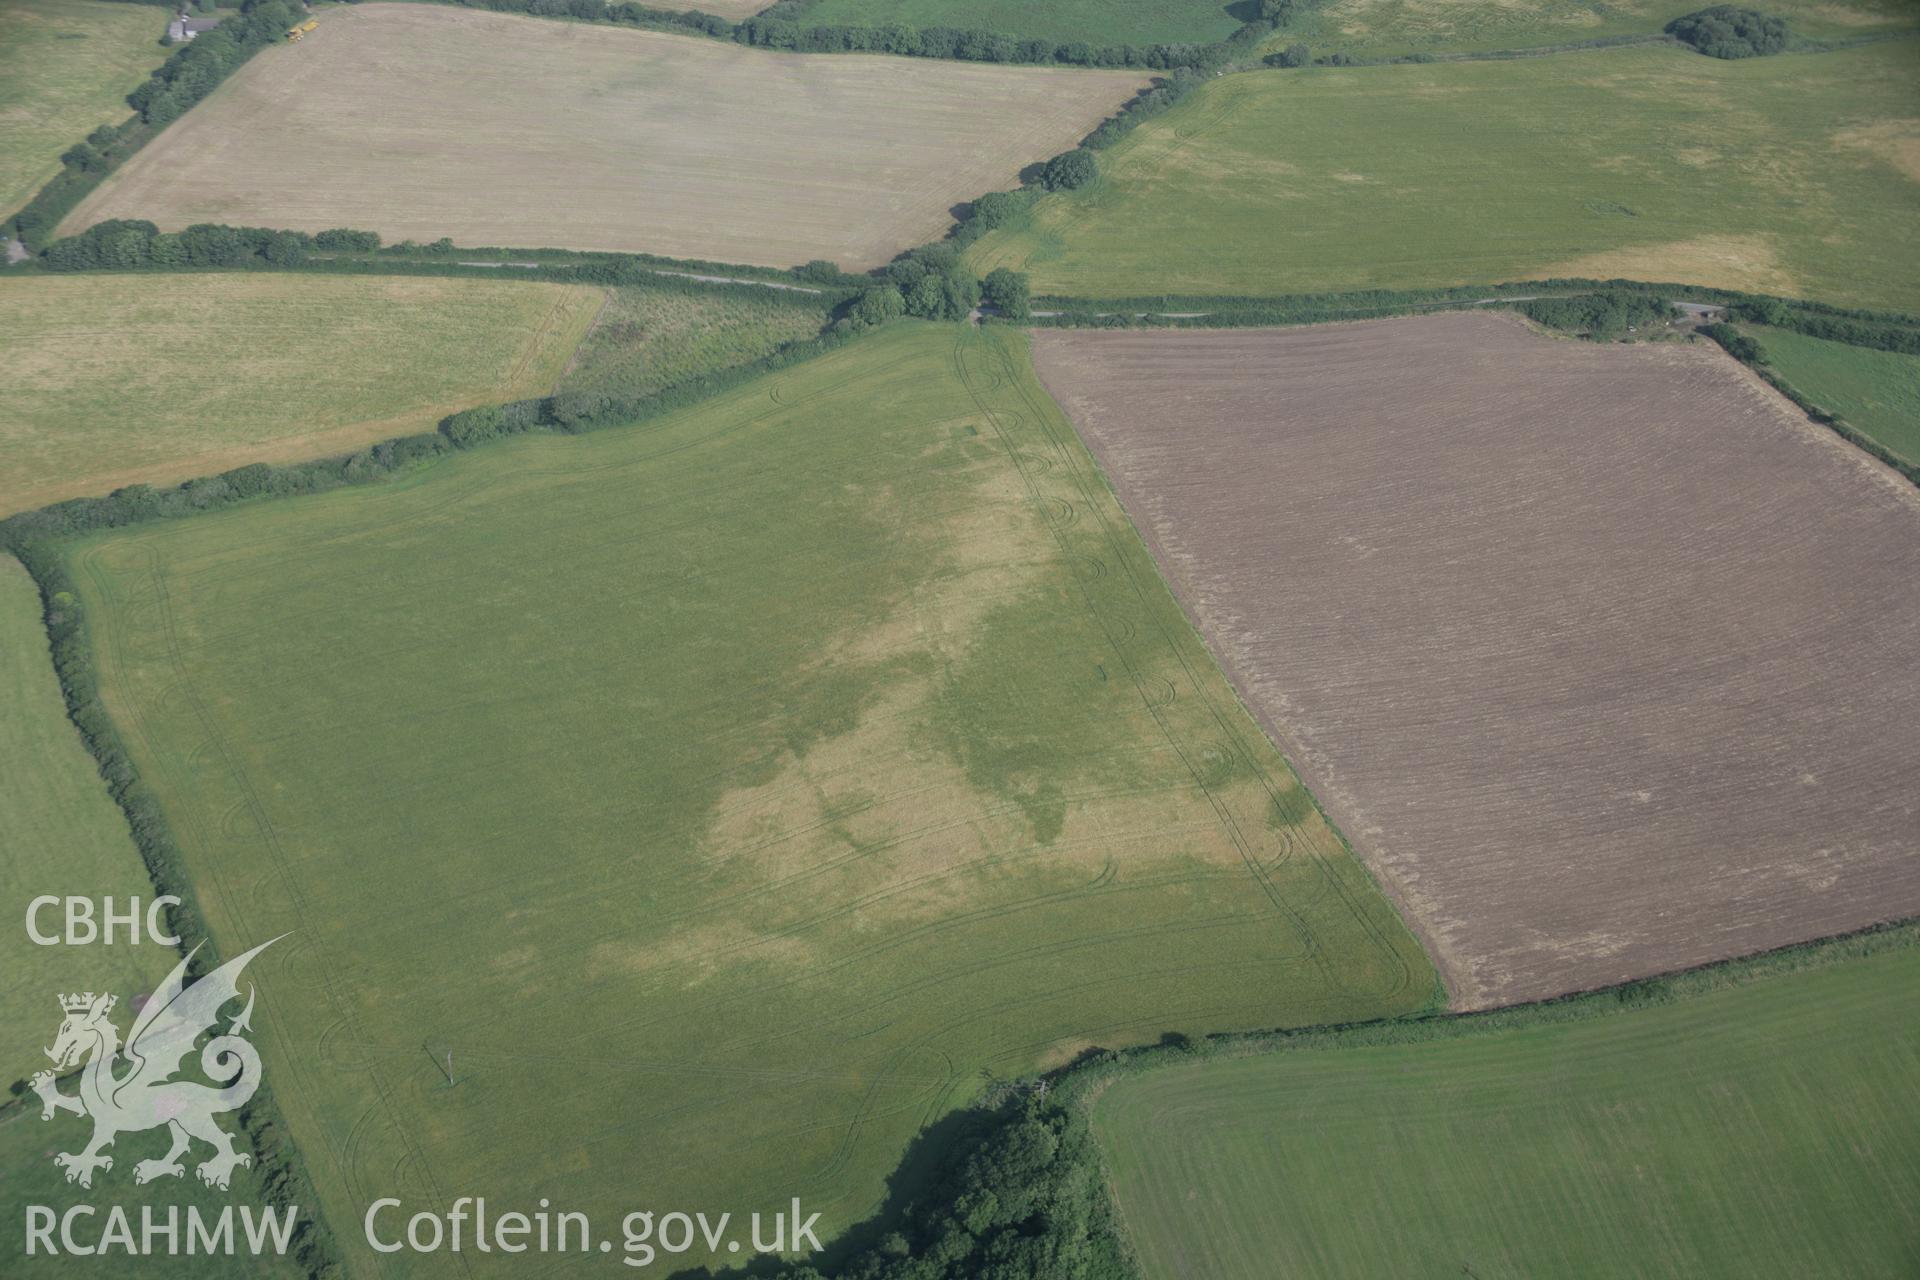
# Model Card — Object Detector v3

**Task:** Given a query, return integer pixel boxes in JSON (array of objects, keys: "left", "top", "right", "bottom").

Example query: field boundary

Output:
[
  {"left": 0, "top": 290, "right": 858, "bottom": 1280},
  {"left": 2, "top": 537, "right": 348, "bottom": 1279},
  {"left": 389, "top": 0, "right": 1274, "bottom": 69},
  {"left": 5, "top": 278, "right": 1913, "bottom": 1274},
  {"left": 0, "top": 316, "right": 1409, "bottom": 1280},
  {"left": 5, "top": 0, "right": 310, "bottom": 249},
  {"left": 733, "top": 912, "right": 1920, "bottom": 1277},
  {"left": 1700, "top": 324, "right": 1920, "bottom": 484}
]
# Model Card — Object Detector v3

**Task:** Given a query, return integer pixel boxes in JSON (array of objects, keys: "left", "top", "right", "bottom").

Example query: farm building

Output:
[{"left": 167, "top": 12, "right": 222, "bottom": 40}]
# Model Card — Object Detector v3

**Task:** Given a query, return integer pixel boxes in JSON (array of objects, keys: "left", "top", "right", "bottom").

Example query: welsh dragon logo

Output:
[{"left": 31, "top": 936, "right": 281, "bottom": 1191}]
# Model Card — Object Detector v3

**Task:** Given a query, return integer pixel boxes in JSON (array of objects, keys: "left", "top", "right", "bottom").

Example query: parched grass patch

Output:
[
  {"left": 794, "top": 0, "right": 1246, "bottom": 46},
  {"left": 0, "top": 273, "right": 600, "bottom": 513},
  {"left": 0, "top": 0, "right": 167, "bottom": 218},
  {"left": 59, "top": 3, "right": 1145, "bottom": 268},
  {"left": 63, "top": 326, "right": 1428, "bottom": 1274},
  {"left": 1754, "top": 325, "right": 1920, "bottom": 463},
  {"left": 968, "top": 42, "right": 1920, "bottom": 311},
  {"left": 1095, "top": 939, "right": 1920, "bottom": 1279},
  {"left": 65, "top": 323, "right": 1432, "bottom": 1274},
  {"left": 0, "top": 556, "right": 173, "bottom": 1089},
  {"left": 557, "top": 283, "right": 830, "bottom": 399}
]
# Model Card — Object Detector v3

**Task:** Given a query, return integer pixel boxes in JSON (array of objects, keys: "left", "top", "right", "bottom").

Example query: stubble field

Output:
[
  {"left": 1032, "top": 312, "right": 1920, "bottom": 1009},
  {"left": 968, "top": 42, "right": 1920, "bottom": 311},
  {"left": 58, "top": 4, "right": 1145, "bottom": 269},
  {"left": 66, "top": 324, "right": 1432, "bottom": 1275},
  {"left": 1095, "top": 932, "right": 1920, "bottom": 1280},
  {"left": 0, "top": 273, "right": 600, "bottom": 514}
]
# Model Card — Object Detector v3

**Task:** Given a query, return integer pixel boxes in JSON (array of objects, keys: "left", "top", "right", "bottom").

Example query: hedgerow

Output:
[
  {"left": 4, "top": 529, "right": 347, "bottom": 1278},
  {"left": 1699, "top": 322, "right": 1920, "bottom": 487},
  {"left": 1519, "top": 290, "right": 1675, "bottom": 338},
  {"left": 748, "top": 915, "right": 1916, "bottom": 1279},
  {"left": 9, "top": 0, "right": 305, "bottom": 248},
  {"left": 395, "top": 0, "right": 1267, "bottom": 67}
]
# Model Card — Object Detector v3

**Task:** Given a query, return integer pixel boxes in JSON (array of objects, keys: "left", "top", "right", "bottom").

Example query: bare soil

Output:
[
  {"left": 1032, "top": 312, "right": 1920, "bottom": 1009},
  {"left": 60, "top": 4, "right": 1143, "bottom": 268}
]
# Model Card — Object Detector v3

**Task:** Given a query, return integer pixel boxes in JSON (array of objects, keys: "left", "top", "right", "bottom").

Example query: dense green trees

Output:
[
  {"left": 737, "top": 8, "right": 1219, "bottom": 68},
  {"left": 1268, "top": 42, "right": 1311, "bottom": 67},
  {"left": 313, "top": 228, "right": 382, "bottom": 251},
  {"left": 981, "top": 268, "right": 1031, "bottom": 319},
  {"left": 1259, "top": 0, "right": 1327, "bottom": 27},
  {"left": 1666, "top": 6, "right": 1789, "bottom": 57},
  {"left": 853, "top": 284, "right": 906, "bottom": 326},
  {"left": 1519, "top": 291, "right": 1675, "bottom": 338},
  {"left": 10, "top": 0, "right": 303, "bottom": 247},
  {"left": 38, "top": 219, "right": 315, "bottom": 271},
  {"left": 1082, "top": 70, "right": 1200, "bottom": 150},
  {"left": 756, "top": 1096, "right": 1131, "bottom": 1280},
  {"left": 128, "top": 0, "right": 305, "bottom": 127},
  {"left": 1043, "top": 149, "right": 1099, "bottom": 191},
  {"left": 1698, "top": 322, "right": 1765, "bottom": 363},
  {"left": 1725, "top": 301, "right": 1920, "bottom": 355},
  {"left": 970, "top": 190, "right": 1031, "bottom": 231}
]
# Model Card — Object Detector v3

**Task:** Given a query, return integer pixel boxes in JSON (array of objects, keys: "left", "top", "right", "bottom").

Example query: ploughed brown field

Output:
[
  {"left": 1033, "top": 312, "right": 1920, "bottom": 1008},
  {"left": 58, "top": 3, "right": 1143, "bottom": 268}
]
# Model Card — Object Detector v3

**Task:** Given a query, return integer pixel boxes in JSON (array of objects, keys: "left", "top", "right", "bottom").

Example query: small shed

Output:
[{"left": 167, "top": 13, "right": 223, "bottom": 41}]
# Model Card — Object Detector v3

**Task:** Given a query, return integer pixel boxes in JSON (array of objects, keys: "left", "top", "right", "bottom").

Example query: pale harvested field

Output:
[
  {"left": 0, "top": 273, "right": 599, "bottom": 513},
  {"left": 60, "top": 4, "right": 1143, "bottom": 267},
  {"left": 1033, "top": 312, "right": 1920, "bottom": 1009}
]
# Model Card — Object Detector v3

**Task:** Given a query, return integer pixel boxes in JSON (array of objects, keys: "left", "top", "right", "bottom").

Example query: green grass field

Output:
[
  {"left": 1754, "top": 326, "right": 1920, "bottom": 463},
  {"left": 0, "top": 0, "right": 167, "bottom": 219},
  {"left": 968, "top": 42, "right": 1920, "bottom": 311},
  {"left": 0, "top": 1092, "right": 298, "bottom": 1278},
  {"left": 1095, "top": 937, "right": 1920, "bottom": 1279},
  {"left": 1260, "top": 0, "right": 1919, "bottom": 60},
  {"left": 789, "top": 0, "right": 1247, "bottom": 46},
  {"left": 0, "top": 556, "right": 174, "bottom": 1091},
  {"left": 66, "top": 323, "right": 1433, "bottom": 1274},
  {"left": 0, "top": 273, "right": 600, "bottom": 514},
  {"left": 556, "top": 282, "right": 828, "bottom": 399}
]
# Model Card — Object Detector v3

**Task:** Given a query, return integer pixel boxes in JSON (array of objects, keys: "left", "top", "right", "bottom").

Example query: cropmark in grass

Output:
[{"left": 65, "top": 323, "right": 1433, "bottom": 1274}]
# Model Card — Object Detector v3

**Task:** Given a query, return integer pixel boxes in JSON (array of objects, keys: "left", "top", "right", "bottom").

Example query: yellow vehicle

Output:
[{"left": 286, "top": 17, "right": 318, "bottom": 40}]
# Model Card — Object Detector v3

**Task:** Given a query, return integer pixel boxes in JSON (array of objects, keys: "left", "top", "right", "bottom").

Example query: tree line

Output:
[
  {"left": 1519, "top": 291, "right": 1677, "bottom": 339},
  {"left": 10, "top": 0, "right": 302, "bottom": 247},
  {"left": 394, "top": 0, "right": 1265, "bottom": 68},
  {"left": 1700, "top": 320, "right": 1920, "bottom": 486},
  {"left": 1666, "top": 5, "right": 1790, "bottom": 58}
]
